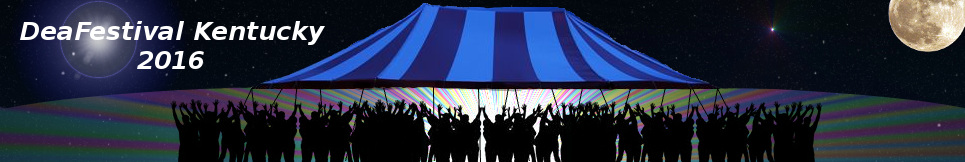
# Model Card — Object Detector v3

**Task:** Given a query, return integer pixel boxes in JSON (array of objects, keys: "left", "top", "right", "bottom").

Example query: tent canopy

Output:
[{"left": 258, "top": 4, "right": 713, "bottom": 89}]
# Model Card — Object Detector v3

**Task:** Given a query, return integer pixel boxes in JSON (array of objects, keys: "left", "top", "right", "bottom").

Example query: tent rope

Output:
[
  {"left": 272, "top": 88, "right": 284, "bottom": 105},
  {"left": 716, "top": 89, "right": 730, "bottom": 108},
  {"left": 383, "top": 87, "right": 389, "bottom": 103},
  {"left": 477, "top": 89, "right": 481, "bottom": 109},
  {"left": 659, "top": 89, "right": 667, "bottom": 108},
  {"left": 690, "top": 88, "right": 709, "bottom": 115},
  {"left": 550, "top": 89, "right": 559, "bottom": 111},
  {"left": 514, "top": 89, "right": 521, "bottom": 109},
  {"left": 599, "top": 89, "right": 608, "bottom": 105},
  {"left": 624, "top": 89, "right": 631, "bottom": 106},
  {"left": 293, "top": 82, "right": 299, "bottom": 105},
  {"left": 358, "top": 88, "right": 365, "bottom": 105},
  {"left": 578, "top": 89, "right": 584, "bottom": 104},
  {"left": 503, "top": 89, "right": 509, "bottom": 108},
  {"left": 243, "top": 87, "right": 254, "bottom": 104}
]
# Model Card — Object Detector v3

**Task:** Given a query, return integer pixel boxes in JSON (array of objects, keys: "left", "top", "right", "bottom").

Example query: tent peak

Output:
[{"left": 421, "top": 3, "right": 568, "bottom": 13}]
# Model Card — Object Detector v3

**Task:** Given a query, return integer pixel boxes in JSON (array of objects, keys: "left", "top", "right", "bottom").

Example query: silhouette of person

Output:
[
  {"left": 297, "top": 103, "right": 324, "bottom": 162},
  {"left": 723, "top": 103, "right": 751, "bottom": 162},
  {"left": 193, "top": 101, "right": 222, "bottom": 161},
  {"left": 640, "top": 103, "right": 666, "bottom": 162},
  {"left": 266, "top": 103, "right": 298, "bottom": 162},
  {"left": 559, "top": 104, "right": 578, "bottom": 162},
  {"left": 772, "top": 102, "right": 794, "bottom": 161},
  {"left": 412, "top": 102, "right": 430, "bottom": 162},
  {"left": 482, "top": 107, "right": 500, "bottom": 162},
  {"left": 172, "top": 102, "right": 200, "bottom": 161},
  {"left": 669, "top": 106, "right": 697, "bottom": 162},
  {"left": 219, "top": 101, "right": 246, "bottom": 162},
  {"left": 242, "top": 101, "right": 269, "bottom": 162},
  {"left": 748, "top": 103, "right": 774, "bottom": 162},
  {"left": 465, "top": 107, "right": 483, "bottom": 162},
  {"left": 615, "top": 104, "right": 642, "bottom": 162},
  {"left": 799, "top": 104, "right": 821, "bottom": 162},
  {"left": 536, "top": 105, "right": 563, "bottom": 162},
  {"left": 329, "top": 102, "right": 355, "bottom": 162},
  {"left": 661, "top": 105, "right": 680, "bottom": 162},
  {"left": 452, "top": 107, "right": 469, "bottom": 162},
  {"left": 511, "top": 105, "right": 538, "bottom": 162}
]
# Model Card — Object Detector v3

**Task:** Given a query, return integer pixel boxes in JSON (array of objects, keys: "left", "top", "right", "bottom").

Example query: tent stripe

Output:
[
  {"left": 552, "top": 11, "right": 603, "bottom": 82},
  {"left": 571, "top": 17, "right": 684, "bottom": 83},
  {"left": 265, "top": 7, "right": 422, "bottom": 83},
  {"left": 306, "top": 9, "right": 419, "bottom": 80},
  {"left": 447, "top": 10, "right": 496, "bottom": 82},
  {"left": 567, "top": 16, "right": 654, "bottom": 82},
  {"left": 338, "top": 9, "right": 425, "bottom": 80},
  {"left": 380, "top": 5, "right": 440, "bottom": 80},
  {"left": 258, "top": 4, "right": 713, "bottom": 89},
  {"left": 299, "top": 10, "right": 417, "bottom": 81},
  {"left": 493, "top": 12, "right": 538, "bottom": 82},
  {"left": 524, "top": 11, "right": 583, "bottom": 82},
  {"left": 402, "top": 8, "right": 468, "bottom": 81},
  {"left": 570, "top": 15, "right": 698, "bottom": 83}
]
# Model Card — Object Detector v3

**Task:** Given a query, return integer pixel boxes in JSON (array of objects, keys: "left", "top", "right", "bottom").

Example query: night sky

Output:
[{"left": 2, "top": 0, "right": 964, "bottom": 108}]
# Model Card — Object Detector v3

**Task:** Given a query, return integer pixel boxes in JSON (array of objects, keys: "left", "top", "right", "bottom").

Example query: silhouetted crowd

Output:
[{"left": 172, "top": 99, "right": 821, "bottom": 162}]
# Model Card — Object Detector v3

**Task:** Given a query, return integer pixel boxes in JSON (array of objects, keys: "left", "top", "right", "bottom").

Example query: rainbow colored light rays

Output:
[{"left": 1, "top": 88, "right": 964, "bottom": 161}]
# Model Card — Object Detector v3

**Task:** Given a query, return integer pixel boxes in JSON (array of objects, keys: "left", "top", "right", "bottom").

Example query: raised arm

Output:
[
  {"left": 481, "top": 107, "right": 491, "bottom": 122},
  {"left": 189, "top": 100, "right": 203, "bottom": 120},
  {"left": 811, "top": 104, "right": 822, "bottom": 128},
  {"left": 290, "top": 104, "right": 300, "bottom": 120},
  {"left": 171, "top": 101, "right": 182, "bottom": 126},
  {"left": 688, "top": 105, "right": 698, "bottom": 121}
]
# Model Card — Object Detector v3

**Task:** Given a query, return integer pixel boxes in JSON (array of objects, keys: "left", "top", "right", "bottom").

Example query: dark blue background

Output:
[{"left": 2, "top": 0, "right": 962, "bottom": 107}]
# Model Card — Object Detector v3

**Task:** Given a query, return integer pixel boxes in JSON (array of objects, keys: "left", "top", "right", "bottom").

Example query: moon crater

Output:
[{"left": 889, "top": 0, "right": 965, "bottom": 52}]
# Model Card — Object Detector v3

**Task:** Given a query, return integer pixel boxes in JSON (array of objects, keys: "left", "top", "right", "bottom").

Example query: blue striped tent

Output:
[{"left": 259, "top": 4, "right": 713, "bottom": 89}]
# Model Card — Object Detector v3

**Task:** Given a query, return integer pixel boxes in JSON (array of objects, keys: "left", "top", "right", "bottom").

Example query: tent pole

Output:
[
  {"left": 578, "top": 89, "right": 584, "bottom": 104},
  {"left": 477, "top": 89, "right": 481, "bottom": 109},
  {"left": 359, "top": 88, "right": 366, "bottom": 105},
  {"left": 659, "top": 89, "right": 667, "bottom": 109},
  {"left": 272, "top": 88, "right": 284, "bottom": 105},
  {"left": 716, "top": 89, "right": 729, "bottom": 109},
  {"left": 478, "top": 89, "right": 484, "bottom": 162},
  {"left": 514, "top": 89, "right": 521, "bottom": 109},
  {"left": 599, "top": 89, "right": 608, "bottom": 105},
  {"left": 318, "top": 89, "right": 323, "bottom": 105},
  {"left": 243, "top": 87, "right": 254, "bottom": 105},
  {"left": 383, "top": 87, "right": 389, "bottom": 103},
  {"left": 432, "top": 87, "right": 436, "bottom": 113},
  {"left": 691, "top": 89, "right": 709, "bottom": 115},
  {"left": 550, "top": 89, "right": 559, "bottom": 111},
  {"left": 624, "top": 89, "right": 631, "bottom": 106},
  {"left": 293, "top": 82, "right": 299, "bottom": 105},
  {"left": 503, "top": 89, "right": 509, "bottom": 108}
]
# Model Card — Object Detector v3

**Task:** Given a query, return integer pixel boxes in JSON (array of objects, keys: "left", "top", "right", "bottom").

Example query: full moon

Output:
[{"left": 889, "top": 0, "right": 965, "bottom": 52}]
